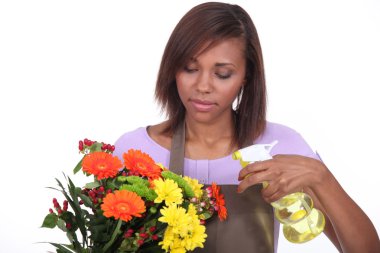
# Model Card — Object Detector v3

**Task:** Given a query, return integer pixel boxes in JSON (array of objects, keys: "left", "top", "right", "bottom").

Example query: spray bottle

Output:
[{"left": 232, "top": 141, "right": 325, "bottom": 243}]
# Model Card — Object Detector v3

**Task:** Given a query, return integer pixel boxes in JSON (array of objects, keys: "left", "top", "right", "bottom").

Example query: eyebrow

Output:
[
  {"left": 190, "top": 57, "right": 236, "bottom": 68},
  {"left": 215, "top": 62, "right": 236, "bottom": 67},
  {"left": 188, "top": 58, "right": 236, "bottom": 68}
]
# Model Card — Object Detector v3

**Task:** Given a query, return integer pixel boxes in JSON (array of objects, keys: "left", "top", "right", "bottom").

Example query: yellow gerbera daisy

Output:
[
  {"left": 183, "top": 176, "right": 203, "bottom": 198},
  {"left": 153, "top": 178, "right": 183, "bottom": 206}
]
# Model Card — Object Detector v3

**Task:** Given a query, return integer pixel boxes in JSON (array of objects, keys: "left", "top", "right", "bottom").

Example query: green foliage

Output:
[
  {"left": 119, "top": 176, "right": 157, "bottom": 201},
  {"left": 42, "top": 213, "right": 58, "bottom": 228},
  {"left": 161, "top": 171, "right": 195, "bottom": 198}
]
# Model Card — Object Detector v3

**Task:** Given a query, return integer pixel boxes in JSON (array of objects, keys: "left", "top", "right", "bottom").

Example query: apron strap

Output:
[{"left": 169, "top": 120, "right": 186, "bottom": 174}]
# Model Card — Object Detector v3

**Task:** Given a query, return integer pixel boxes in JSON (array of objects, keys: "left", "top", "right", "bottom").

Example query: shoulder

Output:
[
  {"left": 147, "top": 121, "right": 172, "bottom": 150},
  {"left": 113, "top": 127, "right": 147, "bottom": 156},
  {"left": 257, "top": 121, "right": 319, "bottom": 159},
  {"left": 261, "top": 121, "right": 302, "bottom": 140},
  {"left": 113, "top": 121, "right": 172, "bottom": 162}
]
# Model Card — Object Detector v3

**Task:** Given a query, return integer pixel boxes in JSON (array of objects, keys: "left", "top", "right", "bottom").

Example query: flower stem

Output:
[{"left": 102, "top": 219, "right": 122, "bottom": 252}]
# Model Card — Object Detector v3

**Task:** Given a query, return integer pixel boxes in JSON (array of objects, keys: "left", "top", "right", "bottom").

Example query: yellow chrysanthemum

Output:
[
  {"left": 160, "top": 228, "right": 187, "bottom": 253},
  {"left": 183, "top": 176, "right": 203, "bottom": 198},
  {"left": 183, "top": 220, "right": 207, "bottom": 250},
  {"left": 159, "top": 204, "right": 207, "bottom": 252},
  {"left": 180, "top": 204, "right": 207, "bottom": 250},
  {"left": 153, "top": 178, "right": 183, "bottom": 205},
  {"left": 159, "top": 226, "right": 175, "bottom": 252},
  {"left": 171, "top": 248, "right": 186, "bottom": 253},
  {"left": 187, "top": 203, "right": 198, "bottom": 219},
  {"left": 159, "top": 205, "right": 190, "bottom": 235}
]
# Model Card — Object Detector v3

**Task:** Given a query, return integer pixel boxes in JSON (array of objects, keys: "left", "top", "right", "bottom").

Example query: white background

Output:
[{"left": 0, "top": 0, "right": 379, "bottom": 252}]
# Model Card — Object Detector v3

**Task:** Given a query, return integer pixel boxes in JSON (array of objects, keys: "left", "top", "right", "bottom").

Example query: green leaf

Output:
[
  {"left": 201, "top": 212, "right": 212, "bottom": 220},
  {"left": 73, "top": 156, "right": 84, "bottom": 174},
  {"left": 90, "top": 142, "right": 102, "bottom": 152},
  {"left": 78, "top": 193, "right": 93, "bottom": 208},
  {"left": 85, "top": 181, "right": 100, "bottom": 189},
  {"left": 50, "top": 243, "right": 77, "bottom": 253},
  {"left": 41, "top": 213, "right": 58, "bottom": 228},
  {"left": 57, "top": 218, "right": 68, "bottom": 232},
  {"left": 55, "top": 177, "right": 88, "bottom": 247}
]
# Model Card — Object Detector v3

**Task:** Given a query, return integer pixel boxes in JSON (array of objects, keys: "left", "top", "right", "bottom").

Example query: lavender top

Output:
[{"left": 114, "top": 121, "right": 320, "bottom": 252}]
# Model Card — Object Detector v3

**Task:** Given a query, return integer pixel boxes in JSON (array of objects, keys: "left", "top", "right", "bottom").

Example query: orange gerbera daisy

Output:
[
  {"left": 123, "top": 149, "right": 162, "bottom": 179},
  {"left": 101, "top": 190, "right": 146, "bottom": 222},
  {"left": 82, "top": 152, "right": 123, "bottom": 180},
  {"left": 211, "top": 183, "right": 228, "bottom": 221}
]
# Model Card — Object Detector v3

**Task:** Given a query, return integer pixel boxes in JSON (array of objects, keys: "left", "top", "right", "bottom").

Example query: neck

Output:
[{"left": 184, "top": 111, "right": 236, "bottom": 146}]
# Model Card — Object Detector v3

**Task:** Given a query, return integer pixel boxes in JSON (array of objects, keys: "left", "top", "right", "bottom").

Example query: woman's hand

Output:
[
  {"left": 237, "top": 154, "right": 330, "bottom": 203},
  {"left": 237, "top": 155, "right": 380, "bottom": 253}
]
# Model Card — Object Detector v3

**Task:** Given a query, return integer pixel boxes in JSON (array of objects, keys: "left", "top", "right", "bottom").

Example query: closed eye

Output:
[
  {"left": 184, "top": 66, "right": 198, "bottom": 73},
  {"left": 216, "top": 73, "right": 231, "bottom": 79}
]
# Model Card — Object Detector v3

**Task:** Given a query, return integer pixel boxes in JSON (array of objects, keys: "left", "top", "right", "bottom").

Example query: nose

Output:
[{"left": 196, "top": 72, "right": 213, "bottom": 94}]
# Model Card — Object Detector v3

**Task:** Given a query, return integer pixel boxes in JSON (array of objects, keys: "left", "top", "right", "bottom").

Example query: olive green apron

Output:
[{"left": 169, "top": 121, "right": 274, "bottom": 253}]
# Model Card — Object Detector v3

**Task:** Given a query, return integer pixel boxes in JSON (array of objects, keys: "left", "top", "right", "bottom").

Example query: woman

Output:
[{"left": 114, "top": 2, "right": 379, "bottom": 252}]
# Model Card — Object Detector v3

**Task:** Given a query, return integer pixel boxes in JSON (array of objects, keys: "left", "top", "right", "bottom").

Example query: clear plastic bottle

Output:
[{"left": 233, "top": 141, "right": 325, "bottom": 243}]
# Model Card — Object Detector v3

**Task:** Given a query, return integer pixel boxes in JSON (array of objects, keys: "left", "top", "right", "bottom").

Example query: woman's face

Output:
[{"left": 176, "top": 38, "right": 246, "bottom": 124}]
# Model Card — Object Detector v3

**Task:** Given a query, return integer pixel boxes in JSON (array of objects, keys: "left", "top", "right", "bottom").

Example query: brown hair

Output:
[{"left": 155, "top": 2, "right": 267, "bottom": 148}]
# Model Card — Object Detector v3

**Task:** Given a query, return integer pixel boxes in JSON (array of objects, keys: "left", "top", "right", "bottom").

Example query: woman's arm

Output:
[
  {"left": 304, "top": 160, "right": 380, "bottom": 253},
  {"left": 237, "top": 155, "right": 380, "bottom": 253}
]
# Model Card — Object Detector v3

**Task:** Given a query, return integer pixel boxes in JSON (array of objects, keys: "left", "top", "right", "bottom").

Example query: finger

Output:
[
  {"left": 263, "top": 177, "right": 306, "bottom": 203},
  {"left": 238, "top": 160, "right": 272, "bottom": 181},
  {"left": 273, "top": 154, "right": 314, "bottom": 166},
  {"left": 237, "top": 170, "right": 271, "bottom": 193},
  {"left": 263, "top": 190, "right": 285, "bottom": 203},
  {"left": 261, "top": 181, "right": 279, "bottom": 199}
]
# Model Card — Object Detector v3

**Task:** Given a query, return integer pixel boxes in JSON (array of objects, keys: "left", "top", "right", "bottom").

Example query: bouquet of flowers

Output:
[{"left": 42, "top": 139, "right": 227, "bottom": 253}]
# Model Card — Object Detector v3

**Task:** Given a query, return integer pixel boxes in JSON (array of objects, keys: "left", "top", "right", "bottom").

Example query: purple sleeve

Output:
[
  {"left": 113, "top": 127, "right": 171, "bottom": 166},
  {"left": 258, "top": 122, "right": 320, "bottom": 161}
]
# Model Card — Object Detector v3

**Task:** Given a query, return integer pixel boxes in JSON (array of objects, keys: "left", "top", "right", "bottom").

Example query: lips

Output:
[{"left": 190, "top": 99, "right": 216, "bottom": 112}]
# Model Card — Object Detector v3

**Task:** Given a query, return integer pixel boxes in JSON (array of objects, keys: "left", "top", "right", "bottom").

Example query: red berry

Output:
[
  {"left": 66, "top": 223, "right": 72, "bottom": 229},
  {"left": 89, "top": 191, "right": 96, "bottom": 198},
  {"left": 49, "top": 208, "right": 54, "bottom": 214},
  {"left": 98, "top": 186, "right": 104, "bottom": 192},
  {"left": 79, "top": 200, "right": 84, "bottom": 205},
  {"left": 79, "top": 141, "right": 84, "bottom": 151},
  {"left": 151, "top": 235, "right": 159, "bottom": 241},
  {"left": 139, "top": 233, "right": 148, "bottom": 239},
  {"left": 124, "top": 232, "right": 132, "bottom": 238},
  {"left": 149, "top": 226, "right": 156, "bottom": 233},
  {"left": 137, "top": 239, "right": 144, "bottom": 246},
  {"left": 57, "top": 209, "right": 63, "bottom": 215}
]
